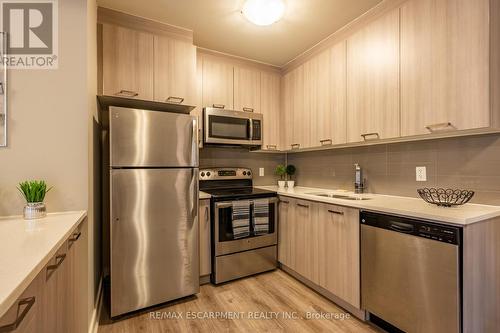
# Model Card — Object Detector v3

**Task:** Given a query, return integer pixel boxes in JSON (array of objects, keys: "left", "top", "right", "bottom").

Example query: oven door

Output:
[
  {"left": 214, "top": 197, "right": 278, "bottom": 256},
  {"left": 204, "top": 107, "right": 263, "bottom": 146}
]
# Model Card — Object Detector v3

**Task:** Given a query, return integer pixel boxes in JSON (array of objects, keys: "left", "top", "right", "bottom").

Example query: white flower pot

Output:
[
  {"left": 287, "top": 180, "right": 295, "bottom": 188},
  {"left": 278, "top": 180, "right": 286, "bottom": 188}
]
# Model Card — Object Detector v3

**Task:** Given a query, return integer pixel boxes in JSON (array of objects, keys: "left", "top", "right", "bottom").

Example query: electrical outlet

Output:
[
  {"left": 259, "top": 167, "right": 264, "bottom": 177},
  {"left": 416, "top": 166, "right": 427, "bottom": 182}
]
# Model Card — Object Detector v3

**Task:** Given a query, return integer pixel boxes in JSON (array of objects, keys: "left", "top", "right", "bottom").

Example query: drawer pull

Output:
[
  {"left": 212, "top": 104, "right": 225, "bottom": 109},
  {"left": 114, "top": 90, "right": 138, "bottom": 97},
  {"left": 291, "top": 143, "right": 300, "bottom": 149},
  {"left": 0, "top": 297, "right": 36, "bottom": 333},
  {"left": 68, "top": 231, "right": 81, "bottom": 248},
  {"left": 328, "top": 210, "right": 344, "bottom": 215},
  {"left": 280, "top": 200, "right": 289, "bottom": 204},
  {"left": 320, "top": 139, "right": 332, "bottom": 146},
  {"left": 425, "top": 122, "right": 455, "bottom": 133},
  {"left": 243, "top": 107, "right": 254, "bottom": 113},
  {"left": 46, "top": 254, "right": 66, "bottom": 280},
  {"left": 266, "top": 145, "right": 277, "bottom": 150},
  {"left": 296, "top": 203, "right": 309, "bottom": 208},
  {"left": 166, "top": 96, "right": 184, "bottom": 104},
  {"left": 361, "top": 133, "right": 380, "bottom": 141}
]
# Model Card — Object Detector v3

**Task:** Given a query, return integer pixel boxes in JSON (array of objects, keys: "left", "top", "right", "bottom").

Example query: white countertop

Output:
[
  {"left": 199, "top": 191, "right": 211, "bottom": 200},
  {"left": 0, "top": 211, "right": 87, "bottom": 318},
  {"left": 256, "top": 186, "right": 500, "bottom": 226}
]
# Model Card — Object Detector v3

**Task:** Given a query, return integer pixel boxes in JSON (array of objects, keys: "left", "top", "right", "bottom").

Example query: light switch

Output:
[
  {"left": 416, "top": 166, "right": 427, "bottom": 182},
  {"left": 259, "top": 168, "right": 264, "bottom": 177}
]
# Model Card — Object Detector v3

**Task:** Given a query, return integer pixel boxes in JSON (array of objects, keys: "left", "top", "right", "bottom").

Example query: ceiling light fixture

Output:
[{"left": 242, "top": 0, "right": 285, "bottom": 26}]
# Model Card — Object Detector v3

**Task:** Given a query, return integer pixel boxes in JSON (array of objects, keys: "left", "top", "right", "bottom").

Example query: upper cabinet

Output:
[
  {"left": 201, "top": 56, "right": 234, "bottom": 109},
  {"left": 234, "top": 66, "right": 261, "bottom": 113},
  {"left": 346, "top": 8, "right": 400, "bottom": 143},
  {"left": 102, "top": 24, "right": 154, "bottom": 100},
  {"left": 260, "top": 71, "right": 281, "bottom": 150},
  {"left": 154, "top": 36, "right": 197, "bottom": 105},
  {"left": 400, "top": 0, "right": 490, "bottom": 136}
]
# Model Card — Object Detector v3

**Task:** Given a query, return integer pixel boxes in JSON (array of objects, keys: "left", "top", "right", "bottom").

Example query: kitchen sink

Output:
[{"left": 306, "top": 193, "right": 372, "bottom": 201}]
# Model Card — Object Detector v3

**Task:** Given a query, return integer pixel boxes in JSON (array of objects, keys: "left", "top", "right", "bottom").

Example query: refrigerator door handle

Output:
[
  {"left": 192, "top": 118, "right": 199, "bottom": 166},
  {"left": 189, "top": 168, "right": 199, "bottom": 223}
]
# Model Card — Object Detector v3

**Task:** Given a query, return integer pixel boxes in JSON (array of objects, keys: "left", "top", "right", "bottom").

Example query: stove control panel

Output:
[{"left": 199, "top": 168, "right": 252, "bottom": 181}]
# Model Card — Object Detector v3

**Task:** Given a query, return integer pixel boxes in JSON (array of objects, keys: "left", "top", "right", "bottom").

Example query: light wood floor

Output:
[{"left": 98, "top": 269, "right": 381, "bottom": 333}]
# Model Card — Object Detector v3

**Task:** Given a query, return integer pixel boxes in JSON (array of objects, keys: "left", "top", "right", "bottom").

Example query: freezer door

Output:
[
  {"left": 109, "top": 106, "right": 198, "bottom": 167},
  {"left": 110, "top": 168, "right": 199, "bottom": 317}
]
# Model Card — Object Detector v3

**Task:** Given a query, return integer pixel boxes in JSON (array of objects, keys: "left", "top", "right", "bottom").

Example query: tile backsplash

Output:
[
  {"left": 200, "top": 147, "right": 285, "bottom": 186},
  {"left": 287, "top": 133, "right": 500, "bottom": 206}
]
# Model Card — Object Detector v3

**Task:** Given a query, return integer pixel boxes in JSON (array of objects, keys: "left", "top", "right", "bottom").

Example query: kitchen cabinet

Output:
[
  {"left": 281, "top": 71, "right": 294, "bottom": 150},
  {"left": 234, "top": 66, "right": 261, "bottom": 113},
  {"left": 0, "top": 220, "right": 87, "bottom": 333},
  {"left": 202, "top": 57, "right": 234, "bottom": 109},
  {"left": 278, "top": 198, "right": 293, "bottom": 266},
  {"left": 400, "top": 0, "right": 490, "bottom": 136},
  {"left": 346, "top": 8, "right": 400, "bottom": 143},
  {"left": 282, "top": 65, "right": 309, "bottom": 150},
  {"left": 260, "top": 71, "right": 281, "bottom": 151},
  {"left": 199, "top": 199, "right": 211, "bottom": 277},
  {"left": 102, "top": 24, "right": 154, "bottom": 100},
  {"left": 307, "top": 42, "right": 347, "bottom": 148},
  {"left": 318, "top": 203, "right": 360, "bottom": 308},
  {"left": 154, "top": 35, "right": 197, "bottom": 105}
]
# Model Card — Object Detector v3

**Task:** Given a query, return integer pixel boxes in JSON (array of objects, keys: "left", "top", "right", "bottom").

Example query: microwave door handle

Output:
[{"left": 249, "top": 119, "right": 253, "bottom": 141}]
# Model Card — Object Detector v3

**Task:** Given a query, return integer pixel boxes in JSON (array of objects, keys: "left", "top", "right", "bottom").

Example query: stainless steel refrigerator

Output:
[{"left": 106, "top": 106, "right": 199, "bottom": 317}]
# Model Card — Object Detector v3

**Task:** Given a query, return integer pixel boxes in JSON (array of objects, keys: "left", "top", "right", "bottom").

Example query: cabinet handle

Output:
[
  {"left": 212, "top": 104, "right": 225, "bottom": 109},
  {"left": 114, "top": 90, "right": 138, "bottom": 97},
  {"left": 328, "top": 209, "right": 344, "bottom": 215},
  {"left": 0, "top": 297, "right": 36, "bottom": 333},
  {"left": 296, "top": 203, "right": 309, "bottom": 208},
  {"left": 46, "top": 254, "right": 66, "bottom": 280},
  {"left": 266, "top": 145, "right": 277, "bottom": 150},
  {"left": 0, "top": 82, "right": 4, "bottom": 95},
  {"left": 68, "top": 231, "right": 81, "bottom": 248},
  {"left": 425, "top": 122, "right": 455, "bottom": 133},
  {"left": 291, "top": 143, "right": 300, "bottom": 149},
  {"left": 166, "top": 96, "right": 184, "bottom": 104},
  {"left": 361, "top": 132, "right": 380, "bottom": 141},
  {"left": 320, "top": 139, "right": 332, "bottom": 146},
  {"left": 280, "top": 200, "right": 289, "bottom": 204},
  {"left": 243, "top": 107, "right": 254, "bottom": 113},
  {"left": 205, "top": 206, "right": 209, "bottom": 222}
]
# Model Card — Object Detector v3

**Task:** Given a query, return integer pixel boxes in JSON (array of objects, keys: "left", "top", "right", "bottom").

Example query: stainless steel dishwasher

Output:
[{"left": 361, "top": 211, "right": 462, "bottom": 333}]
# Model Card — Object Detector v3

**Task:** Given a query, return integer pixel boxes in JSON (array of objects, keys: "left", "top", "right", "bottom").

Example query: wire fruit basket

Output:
[{"left": 417, "top": 188, "right": 475, "bottom": 207}]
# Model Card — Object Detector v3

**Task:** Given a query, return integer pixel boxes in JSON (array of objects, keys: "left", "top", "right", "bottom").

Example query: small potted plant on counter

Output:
[
  {"left": 18, "top": 180, "right": 52, "bottom": 219},
  {"left": 275, "top": 164, "right": 287, "bottom": 188},
  {"left": 286, "top": 164, "right": 296, "bottom": 188}
]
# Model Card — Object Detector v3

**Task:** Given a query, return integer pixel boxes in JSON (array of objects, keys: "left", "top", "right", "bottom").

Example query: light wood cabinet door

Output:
[
  {"left": 347, "top": 8, "right": 400, "bottom": 143},
  {"left": 281, "top": 72, "right": 294, "bottom": 150},
  {"left": 293, "top": 199, "right": 318, "bottom": 280},
  {"left": 278, "top": 198, "right": 293, "bottom": 266},
  {"left": 102, "top": 24, "right": 154, "bottom": 100},
  {"left": 202, "top": 57, "right": 234, "bottom": 109},
  {"left": 291, "top": 65, "right": 309, "bottom": 149},
  {"left": 308, "top": 42, "right": 347, "bottom": 148},
  {"left": 154, "top": 36, "right": 197, "bottom": 105},
  {"left": 199, "top": 199, "right": 211, "bottom": 277},
  {"left": 260, "top": 71, "right": 281, "bottom": 151},
  {"left": 400, "top": 0, "right": 490, "bottom": 136},
  {"left": 68, "top": 220, "right": 88, "bottom": 333},
  {"left": 318, "top": 203, "right": 360, "bottom": 308},
  {"left": 234, "top": 66, "right": 261, "bottom": 113}
]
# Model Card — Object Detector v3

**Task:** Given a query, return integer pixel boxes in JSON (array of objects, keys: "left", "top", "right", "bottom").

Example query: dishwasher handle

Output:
[{"left": 389, "top": 221, "right": 414, "bottom": 233}]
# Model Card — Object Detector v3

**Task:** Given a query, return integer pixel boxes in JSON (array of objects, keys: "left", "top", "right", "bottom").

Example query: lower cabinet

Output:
[
  {"left": 199, "top": 199, "right": 211, "bottom": 278},
  {"left": 278, "top": 197, "right": 360, "bottom": 309},
  {"left": 0, "top": 219, "right": 87, "bottom": 333}
]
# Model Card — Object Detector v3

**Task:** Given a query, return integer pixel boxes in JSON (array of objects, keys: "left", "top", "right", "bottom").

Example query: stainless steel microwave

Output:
[{"left": 203, "top": 107, "right": 263, "bottom": 146}]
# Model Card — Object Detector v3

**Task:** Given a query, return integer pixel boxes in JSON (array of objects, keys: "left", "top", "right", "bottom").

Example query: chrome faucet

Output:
[{"left": 354, "top": 163, "right": 365, "bottom": 194}]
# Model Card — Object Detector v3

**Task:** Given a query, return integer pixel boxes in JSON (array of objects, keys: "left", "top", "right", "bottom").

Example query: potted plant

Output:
[
  {"left": 18, "top": 180, "right": 52, "bottom": 219},
  {"left": 286, "top": 165, "right": 296, "bottom": 188},
  {"left": 275, "top": 165, "right": 287, "bottom": 188}
]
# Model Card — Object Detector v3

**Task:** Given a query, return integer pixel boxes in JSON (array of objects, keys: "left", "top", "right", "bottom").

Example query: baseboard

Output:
[
  {"left": 200, "top": 275, "right": 211, "bottom": 285},
  {"left": 280, "top": 264, "right": 367, "bottom": 321},
  {"left": 89, "top": 277, "right": 104, "bottom": 333}
]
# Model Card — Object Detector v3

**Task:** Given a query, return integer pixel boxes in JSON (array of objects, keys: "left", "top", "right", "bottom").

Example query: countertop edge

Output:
[
  {"left": 0, "top": 210, "right": 87, "bottom": 318},
  {"left": 256, "top": 186, "right": 500, "bottom": 226}
]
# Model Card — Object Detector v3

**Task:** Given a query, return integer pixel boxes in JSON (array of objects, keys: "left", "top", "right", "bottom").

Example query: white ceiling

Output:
[{"left": 97, "top": 0, "right": 383, "bottom": 67}]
